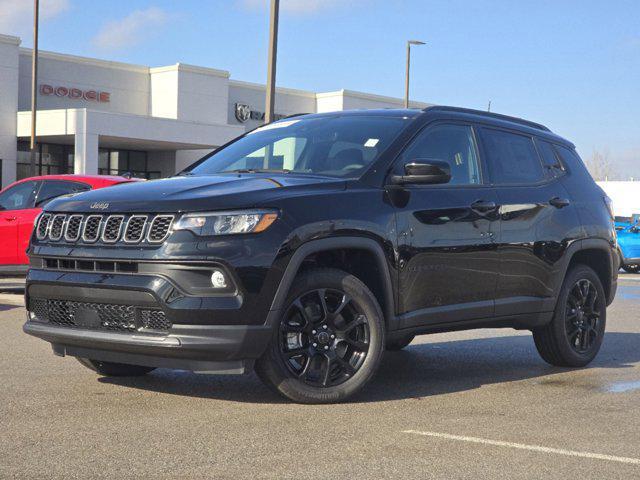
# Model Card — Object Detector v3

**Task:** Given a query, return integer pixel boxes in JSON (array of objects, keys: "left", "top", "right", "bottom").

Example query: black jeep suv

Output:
[{"left": 24, "top": 106, "right": 618, "bottom": 403}]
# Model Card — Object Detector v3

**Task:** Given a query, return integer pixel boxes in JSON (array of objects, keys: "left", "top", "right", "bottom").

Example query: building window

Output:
[
  {"left": 16, "top": 142, "right": 161, "bottom": 180},
  {"left": 17, "top": 141, "right": 74, "bottom": 180},
  {"left": 98, "top": 148, "right": 160, "bottom": 179}
]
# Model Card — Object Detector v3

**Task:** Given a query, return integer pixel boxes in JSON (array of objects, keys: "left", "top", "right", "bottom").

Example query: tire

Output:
[
  {"left": 76, "top": 358, "right": 156, "bottom": 377},
  {"left": 532, "top": 264, "right": 606, "bottom": 367},
  {"left": 622, "top": 264, "right": 640, "bottom": 274},
  {"left": 386, "top": 334, "right": 415, "bottom": 351},
  {"left": 255, "top": 268, "right": 385, "bottom": 403}
]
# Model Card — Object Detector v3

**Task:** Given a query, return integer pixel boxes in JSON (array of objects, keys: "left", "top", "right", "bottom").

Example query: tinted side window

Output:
[
  {"left": 36, "top": 181, "right": 91, "bottom": 207},
  {"left": 0, "top": 181, "right": 38, "bottom": 210},
  {"left": 536, "top": 139, "right": 565, "bottom": 178},
  {"left": 481, "top": 129, "right": 544, "bottom": 184},
  {"left": 399, "top": 124, "right": 481, "bottom": 185}
]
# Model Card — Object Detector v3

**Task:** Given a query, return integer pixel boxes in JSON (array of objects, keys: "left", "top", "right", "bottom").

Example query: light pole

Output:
[
  {"left": 30, "top": 0, "right": 39, "bottom": 176},
  {"left": 264, "top": 0, "right": 279, "bottom": 124},
  {"left": 404, "top": 39, "right": 425, "bottom": 109}
]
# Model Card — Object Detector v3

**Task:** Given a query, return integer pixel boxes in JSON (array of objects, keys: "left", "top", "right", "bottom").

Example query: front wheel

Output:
[
  {"left": 532, "top": 265, "right": 606, "bottom": 367},
  {"left": 622, "top": 264, "right": 640, "bottom": 274},
  {"left": 255, "top": 268, "right": 385, "bottom": 403},
  {"left": 76, "top": 358, "right": 156, "bottom": 377}
]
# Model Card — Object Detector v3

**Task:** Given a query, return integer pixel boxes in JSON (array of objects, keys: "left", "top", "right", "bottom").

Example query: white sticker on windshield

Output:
[
  {"left": 364, "top": 138, "right": 379, "bottom": 147},
  {"left": 248, "top": 119, "right": 300, "bottom": 134}
]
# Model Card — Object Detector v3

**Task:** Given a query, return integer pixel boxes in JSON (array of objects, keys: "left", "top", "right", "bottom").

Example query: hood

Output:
[{"left": 45, "top": 173, "right": 346, "bottom": 213}]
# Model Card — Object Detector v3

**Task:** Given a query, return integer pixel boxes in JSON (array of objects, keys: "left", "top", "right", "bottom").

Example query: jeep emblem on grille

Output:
[{"left": 90, "top": 202, "right": 109, "bottom": 210}]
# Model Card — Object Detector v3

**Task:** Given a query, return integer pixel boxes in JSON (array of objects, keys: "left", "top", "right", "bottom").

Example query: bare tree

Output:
[{"left": 585, "top": 148, "right": 616, "bottom": 181}]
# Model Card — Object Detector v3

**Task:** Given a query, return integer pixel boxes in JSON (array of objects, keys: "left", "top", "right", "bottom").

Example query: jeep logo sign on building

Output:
[{"left": 40, "top": 84, "right": 110, "bottom": 103}]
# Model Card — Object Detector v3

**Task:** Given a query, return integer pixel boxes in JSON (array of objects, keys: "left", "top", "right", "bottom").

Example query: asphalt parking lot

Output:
[{"left": 1, "top": 276, "right": 639, "bottom": 479}]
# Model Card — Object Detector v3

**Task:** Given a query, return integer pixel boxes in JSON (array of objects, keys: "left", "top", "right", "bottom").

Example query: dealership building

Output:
[{"left": 0, "top": 33, "right": 428, "bottom": 187}]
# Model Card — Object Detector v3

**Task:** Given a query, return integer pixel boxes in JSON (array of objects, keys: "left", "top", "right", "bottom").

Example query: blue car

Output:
[{"left": 616, "top": 215, "right": 640, "bottom": 273}]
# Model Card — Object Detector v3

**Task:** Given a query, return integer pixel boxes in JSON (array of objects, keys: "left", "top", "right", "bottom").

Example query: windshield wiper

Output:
[{"left": 226, "top": 168, "right": 291, "bottom": 174}]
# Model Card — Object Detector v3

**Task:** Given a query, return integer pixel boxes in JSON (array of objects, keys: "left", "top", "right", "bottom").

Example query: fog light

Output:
[{"left": 211, "top": 270, "right": 228, "bottom": 289}]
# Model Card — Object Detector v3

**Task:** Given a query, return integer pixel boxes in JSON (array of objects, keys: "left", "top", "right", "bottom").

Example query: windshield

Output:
[{"left": 186, "top": 115, "right": 410, "bottom": 178}]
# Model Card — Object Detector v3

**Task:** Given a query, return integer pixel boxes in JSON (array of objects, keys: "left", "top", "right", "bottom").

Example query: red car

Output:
[{"left": 0, "top": 175, "right": 137, "bottom": 275}]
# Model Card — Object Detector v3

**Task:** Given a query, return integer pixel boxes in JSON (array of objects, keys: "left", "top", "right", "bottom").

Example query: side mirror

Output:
[{"left": 390, "top": 160, "right": 452, "bottom": 186}]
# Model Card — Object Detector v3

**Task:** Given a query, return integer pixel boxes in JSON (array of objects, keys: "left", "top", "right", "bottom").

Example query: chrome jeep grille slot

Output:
[
  {"left": 49, "top": 215, "right": 66, "bottom": 241},
  {"left": 147, "top": 215, "right": 173, "bottom": 242},
  {"left": 124, "top": 215, "right": 147, "bottom": 243},
  {"left": 82, "top": 215, "right": 102, "bottom": 242},
  {"left": 64, "top": 215, "right": 84, "bottom": 241},
  {"left": 102, "top": 215, "right": 125, "bottom": 243},
  {"left": 36, "top": 214, "right": 52, "bottom": 240},
  {"left": 37, "top": 213, "right": 174, "bottom": 245}
]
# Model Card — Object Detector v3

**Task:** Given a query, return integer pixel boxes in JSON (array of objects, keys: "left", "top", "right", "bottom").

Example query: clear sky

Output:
[{"left": 1, "top": 0, "right": 638, "bottom": 177}]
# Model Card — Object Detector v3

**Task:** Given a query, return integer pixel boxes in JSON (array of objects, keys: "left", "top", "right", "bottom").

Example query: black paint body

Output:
[{"left": 23, "top": 107, "right": 619, "bottom": 372}]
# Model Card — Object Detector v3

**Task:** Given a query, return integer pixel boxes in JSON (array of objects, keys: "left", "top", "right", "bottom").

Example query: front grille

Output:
[
  {"left": 82, "top": 215, "right": 102, "bottom": 242},
  {"left": 37, "top": 213, "right": 175, "bottom": 245},
  {"left": 102, "top": 215, "right": 124, "bottom": 243},
  {"left": 36, "top": 214, "right": 51, "bottom": 240},
  {"left": 49, "top": 214, "right": 66, "bottom": 241},
  {"left": 148, "top": 215, "right": 174, "bottom": 242},
  {"left": 140, "top": 309, "right": 171, "bottom": 330},
  {"left": 29, "top": 298, "right": 171, "bottom": 332},
  {"left": 124, "top": 216, "right": 147, "bottom": 243},
  {"left": 64, "top": 215, "right": 83, "bottom": 241}
]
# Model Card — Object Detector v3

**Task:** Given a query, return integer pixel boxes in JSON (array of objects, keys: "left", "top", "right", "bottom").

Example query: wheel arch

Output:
[
  {"left": 267, "top": 237, "right": 396, "bottom": 329},
  {"left": 561, "top": 239, "right": 617, "bottom": 305}
]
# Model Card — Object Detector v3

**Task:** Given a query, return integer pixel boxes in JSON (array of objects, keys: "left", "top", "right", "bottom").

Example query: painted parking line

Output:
[{"left": 403, "top": 430, "right": 640, "bottom": 466}]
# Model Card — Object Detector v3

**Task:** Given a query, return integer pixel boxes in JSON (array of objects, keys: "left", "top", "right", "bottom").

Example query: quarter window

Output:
[
  {"left": 481, "top": 129, "right": 544, "bottom": 184},
  {"left": 399, "top": 124, "right": 481, "bottom": 185},
  {"left": 536, "top": 139, "right": 564, "bottom": 177}
]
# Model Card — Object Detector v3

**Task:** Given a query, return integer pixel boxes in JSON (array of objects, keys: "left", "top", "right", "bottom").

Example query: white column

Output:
[
  {"left": 0, "top": 35, "right": 20, "bottom": 187},
  {"left": 74, "top": 132, "right": 98, "bottom": 174}
]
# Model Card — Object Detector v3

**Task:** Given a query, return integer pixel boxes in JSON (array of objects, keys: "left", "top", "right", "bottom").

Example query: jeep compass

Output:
[{"left": 24, "top": 106, "right": 618, "bottom": 403}]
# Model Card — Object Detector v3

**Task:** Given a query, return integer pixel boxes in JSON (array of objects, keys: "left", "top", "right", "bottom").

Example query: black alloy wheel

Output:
[
  {"left": 279, "top": 288, "right": 370, "bottom": 387},
  {"left": 565, "top": 279, "right": 601, "bottom": 354},
  {"left": 255, "top": 268, "right": 385, "bottom": 403},
  {"left": 533, "top": 264, "right": 606, "bottom": 367}
]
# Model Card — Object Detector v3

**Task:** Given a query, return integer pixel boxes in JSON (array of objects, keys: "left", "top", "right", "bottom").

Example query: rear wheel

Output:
[
  {"left": 386, "top": 334, "right": 415, "bottom": 351},
  {"left": 255, "top": 268, "right": 385, "bottom": 403},
  {"left": 76, "top": 358, "right": 156, "bottom": 377},
  {"left": 533, "top": 265, "right": 606, "bottom": 367},
  {"left": 622, "top": 264, "right": 640, "bottom": 274}
]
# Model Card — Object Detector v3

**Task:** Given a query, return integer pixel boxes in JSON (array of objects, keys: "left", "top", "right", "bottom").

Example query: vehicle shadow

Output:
[{"left": 98, "top": 331, "right": 640, "bottom": 404}]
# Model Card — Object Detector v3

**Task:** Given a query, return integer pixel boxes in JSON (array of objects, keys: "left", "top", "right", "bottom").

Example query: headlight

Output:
[{"left": 173, "top": 210, "right": 278, "bottom": 236}]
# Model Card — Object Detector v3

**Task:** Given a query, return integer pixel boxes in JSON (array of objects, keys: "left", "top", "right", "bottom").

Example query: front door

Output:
[
  {"left": 391, "top": 123, "right": 501, "bottom": 328},
  {"left": 0, "top": 181, "right": 38, "bottom": 265}
]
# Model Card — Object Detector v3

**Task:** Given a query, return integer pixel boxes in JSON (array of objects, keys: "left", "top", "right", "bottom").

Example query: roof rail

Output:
[{"left": 424, "top": 106, "right": 551, "bottom": 132}]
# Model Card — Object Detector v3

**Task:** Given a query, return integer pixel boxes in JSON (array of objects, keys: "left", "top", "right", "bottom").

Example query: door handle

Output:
[
  {"left": 471, "top": 200, "right": 497, "bottom": 212},
  {"left": 3, "top": 216, "right": 17, "bottom": 222},
  {"left": 549, "top": 197, "right": 570, "bottom": 209}
]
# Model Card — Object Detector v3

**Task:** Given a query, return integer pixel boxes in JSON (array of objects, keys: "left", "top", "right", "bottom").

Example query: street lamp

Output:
[
  {"left": 264, "top": 0, "right": 279, "bottom": 124},
  {"left": 404, "top": 39, "right": 425, "bottom": 109},
  {"left": 30, "top": 0, "right": 40, "bottom": 176}
]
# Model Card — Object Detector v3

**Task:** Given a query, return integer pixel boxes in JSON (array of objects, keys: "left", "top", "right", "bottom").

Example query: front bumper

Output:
[
  {"left": 23, "top": 267, "right": 275, "bottom": 373},
  {"left": 23, "top": 321, "right": 270, "bottom": 373}
]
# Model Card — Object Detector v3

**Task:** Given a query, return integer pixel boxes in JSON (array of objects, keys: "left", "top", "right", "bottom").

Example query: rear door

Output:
[
  {"left": 0, "top": 181, "right": 38, "bottom": 265},
  {"left": 392, "top": 122, "right": 501, "bottom": 328},
  {"left": 478, "top": 127, "right": 581, "bottom": 315}
]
